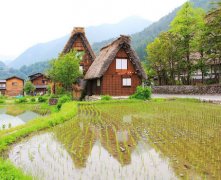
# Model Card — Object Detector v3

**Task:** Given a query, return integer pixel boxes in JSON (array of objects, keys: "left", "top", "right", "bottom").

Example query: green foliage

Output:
[
  {"left": 130, "top": 86, "right": 152, "bottom": 100},
  {"left": 0, "top": 158, "right": 31, "bottom": 180},
  {"left": 101, "top": 95, "right": 112, "bottom": 101},
  {"left": 24, "top": 81, "right": 36, "bottom": 95},
  {"left": 15, "top": 97, "right": 27, "bottom": 103},
  {"left": 30, "top": 97, "right": 36, "bottom": 102},
  {"left": 48, "top": 51, "right": 81, "bottom": 92},
  {"left": 47, "top": 85, "right": 51, "bottom": 94},
  {"left": 0, "top": 99, "right": 4, "bottom": 104},
  {"left": 38, "top": 96, "right": 47, "bottom": 103},
  {"left": 146, "top": 1, "right": 221, "bottom": 85},
  {"left": 57, "top": 95, "right": 72, "bottom": 110}
]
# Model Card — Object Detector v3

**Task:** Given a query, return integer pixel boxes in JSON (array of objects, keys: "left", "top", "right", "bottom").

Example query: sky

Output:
[{"left": 0, "top": 0, "right": 187, "bottom": 59}]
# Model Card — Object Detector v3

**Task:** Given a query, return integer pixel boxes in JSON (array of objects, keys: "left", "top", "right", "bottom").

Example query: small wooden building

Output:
[
  {"left": 29, "top": 73, "right": 49, "bottom": 95},
  {"left": 85, "top": 35, "right": 147, "bottom": 96},
  {"left": 5, "top": 76, "right": 24, "bottom": 96},
  {"left": 62, "top": 27, "right": 96, "bottom": 99},
  {"left": 0, "top": 80, "right": 6, "bottom": 95}
]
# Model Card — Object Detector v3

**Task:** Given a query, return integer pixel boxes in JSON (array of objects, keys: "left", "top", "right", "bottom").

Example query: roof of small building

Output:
[
  {"left": 6, "top": 76, "right": 24, "bottom": 81},
  {"left": 84, "top": 35, "right": 147, "bottom": 80},
  {"left": 62, "top": 27, "right": 96, "bottom": 61},
  {"left": 29, "top": 73, "right": 45, "bottom": 80}
]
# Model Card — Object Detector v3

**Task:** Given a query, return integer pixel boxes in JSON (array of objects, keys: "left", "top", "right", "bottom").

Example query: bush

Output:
[
  {"left": 101, "top": 95, "right": 112, "bottom": 101},
  {"left": 15, "top": 97, "right": 27, "bottom": 103},
  {"left": 130, "top": 86, "right": 151, "bottom": 100},
  {"left": 30, "top": 97, "right": 36, "bottom": 102},
  {"left": 38, "top": 96, "right": 47, "bottom": 103},
  {"left": 56, "top": 95, "right": 72, "bottom": 110},
  {"left": 0, "top": 99, "right": 4, "bottom": 104}
]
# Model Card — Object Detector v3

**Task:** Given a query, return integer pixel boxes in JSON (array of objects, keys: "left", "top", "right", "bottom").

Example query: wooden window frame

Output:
[
  {"left": 116, "top": 58, "right": 128, "bottom": 70},
  {"left": 122, "top": 77, "right": 132, "bottom": 87},
  {"left": 97, "top": 79, "right": 101, "bottom": 87},
  {"left": 12, "top": 82, "right": 18, "bottom": 86}
]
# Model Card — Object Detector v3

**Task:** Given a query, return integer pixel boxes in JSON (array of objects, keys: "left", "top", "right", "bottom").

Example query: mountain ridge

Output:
[{"left": 9, "top": 16, "right": 152, "bottom": 69}]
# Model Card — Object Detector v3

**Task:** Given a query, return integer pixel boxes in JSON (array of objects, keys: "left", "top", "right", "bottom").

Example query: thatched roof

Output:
[
  {"left": 85, "top": 35, "right": 147, "bottom": 80},
  {"left": 62, "top": 27, "right": 96, "bottom": 61}
]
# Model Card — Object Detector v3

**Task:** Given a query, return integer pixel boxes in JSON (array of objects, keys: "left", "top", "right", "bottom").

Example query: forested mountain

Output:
[
  {"left": 9, "top": 17, "right": 151, "bottom": 69},
  {"left": 0, "top": 61, "right": 50, "bottom": 80},
  {"left": 93, "top": 0, "right": 219, "bottom": 60}
]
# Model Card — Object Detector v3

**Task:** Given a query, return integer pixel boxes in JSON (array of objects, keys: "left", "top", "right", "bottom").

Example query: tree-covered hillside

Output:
[{"left": 93, "top": 0, "right": 219, "bottom": 60}]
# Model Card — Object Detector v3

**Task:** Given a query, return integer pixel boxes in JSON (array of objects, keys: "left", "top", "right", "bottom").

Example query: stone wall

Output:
[{"left": 152, "top": 85, "right": 221, "bottom": 94}]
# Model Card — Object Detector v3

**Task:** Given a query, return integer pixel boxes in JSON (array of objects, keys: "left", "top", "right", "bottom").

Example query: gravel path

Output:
[{"left": 152, "top": 94, "right": 221, "bottom": 102}]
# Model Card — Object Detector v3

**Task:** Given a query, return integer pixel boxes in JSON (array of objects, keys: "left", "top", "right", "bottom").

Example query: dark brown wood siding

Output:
[
  {"left": 72, "top": 36, "right": 93, "bottom": 74},
  {"left": 96, "top": 48, "right": 142, "bottom": 96}
]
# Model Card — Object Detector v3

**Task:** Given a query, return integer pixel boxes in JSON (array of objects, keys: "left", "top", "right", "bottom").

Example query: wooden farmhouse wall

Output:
[
  {"left": 100, "top": 48, "right": 142, "bottom": 96},
  {"left": 6, "top": 78, "right": 24, "bottom": 96}
]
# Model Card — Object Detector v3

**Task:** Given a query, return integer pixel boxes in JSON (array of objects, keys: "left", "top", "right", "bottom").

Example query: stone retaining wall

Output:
[{"left": 152, "top": 85, "right": 221, "bottom": 94}]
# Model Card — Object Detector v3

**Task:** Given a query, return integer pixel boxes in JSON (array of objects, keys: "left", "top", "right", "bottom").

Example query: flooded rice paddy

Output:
[
  {"left": 0, "top": 106, "right": 40, "bottom": 130},
  {"left": 8, "top": 101, "right": 221, "bottom": 179}
]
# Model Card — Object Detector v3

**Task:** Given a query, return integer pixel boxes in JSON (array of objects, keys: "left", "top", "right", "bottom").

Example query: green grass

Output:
[
  {"left": 0, "top": 101, "right": 78, "bottom": 179},
  {"left": 0, "top": 158, "right": 31, "bottom": 180}
]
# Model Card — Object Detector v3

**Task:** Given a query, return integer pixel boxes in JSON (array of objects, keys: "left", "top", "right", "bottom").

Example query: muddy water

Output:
[{"left": 8, "top": 118, "right": 177, "bottom": 180}]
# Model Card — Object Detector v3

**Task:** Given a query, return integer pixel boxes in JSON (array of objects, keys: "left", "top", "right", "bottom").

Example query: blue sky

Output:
[{"left": 0, "top": 0, "right": 187, "bottom": 59}]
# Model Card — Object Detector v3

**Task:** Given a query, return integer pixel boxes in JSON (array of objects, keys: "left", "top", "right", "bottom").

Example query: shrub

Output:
[
  {"left": 56, "top": 95, "right": 72, "bottom": 110},
  {"left": 30, "top": 97, "right": 36, "bottom": 102},
  {"left": 130, "top": 86, "right": 151, "bottom": 100},
  {"left": 101, "top": 95, "right": 112, "bottom": 101},
  {"left": 0, "top": 99, "right": 4, "bottom": 104},
  {"left": 16, "top": 97, "right": 27, "bottom": 103},
  {"left": 38, "top": 96, "right": 47, "bottom": 103}
]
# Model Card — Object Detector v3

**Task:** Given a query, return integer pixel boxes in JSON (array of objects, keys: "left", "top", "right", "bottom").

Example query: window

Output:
[
  {"left": 116, "top": 59, "right": 127, "bottom": 70},
  {"left": 12, "top": 82, "right": 18, "bottom": 86},
  {"left": 122, "top": 78, "right": 131, "bottom": 86},
  {"left": 0, "top": 84, "right": 5, "bottom": 88},
  {"left": 97, "top": 79, "right": 101, "bottom": 87},
  {"left": 79, "top": 66, "right": 84, "bottom": 73}
]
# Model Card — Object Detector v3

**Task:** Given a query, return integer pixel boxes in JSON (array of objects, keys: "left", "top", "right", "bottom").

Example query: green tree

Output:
[
  {"left": 48, "top": 50, "right": 81, "bottom": 93},
  {"left": 204, "top": 2, "right": 221, "bottom": 83},
  {"left": 24, "top": 81, "right": 36, "bottom": 95},
  {"left": 170, "top": 2, "right": 205, "bottom": 84},
  {"left": 147, "top": 37, "right": 167, "bottom": 85}
]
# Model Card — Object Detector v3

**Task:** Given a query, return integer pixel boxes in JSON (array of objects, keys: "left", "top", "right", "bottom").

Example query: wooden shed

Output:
[
  {"left": 85, "top": 35, "right": 147, "bottom": 96},
  {"left": 62, "top": 27, "right": 96, "bottom": 99},
  {"left": 5, "top": 76, "right": 24, "bottom": 96}
]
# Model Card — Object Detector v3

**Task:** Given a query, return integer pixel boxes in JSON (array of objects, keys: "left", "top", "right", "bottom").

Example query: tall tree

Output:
[
  {"left": 204, "top": 1, "right": 221, "bottom": 83},
  {"left": 170, "top": 2, "right": 205, "bottom": 84},
  {"left": 48, "top": 51, "right": 81, "bottom": 93}
]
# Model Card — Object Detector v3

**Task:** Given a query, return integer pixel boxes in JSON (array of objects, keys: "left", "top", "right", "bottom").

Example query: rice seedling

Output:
[{"left": 3, "top": 99, "right": 221, "bottom": 179}]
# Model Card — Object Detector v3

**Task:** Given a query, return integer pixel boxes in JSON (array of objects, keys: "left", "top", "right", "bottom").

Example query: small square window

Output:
[
  {"left": 122, "top": 78, "right": 131, "bottom": 86},
  {"left": 12, "top": 82, "right": 18, "bottom": 86}
]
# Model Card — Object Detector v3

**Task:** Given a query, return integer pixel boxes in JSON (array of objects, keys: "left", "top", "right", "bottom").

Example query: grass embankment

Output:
[
  {"left": 0, "top": 101, "right": 78, "bottom": 179},
  {"left": 0, "top": 158, "right": 31, "bottom": 180}
]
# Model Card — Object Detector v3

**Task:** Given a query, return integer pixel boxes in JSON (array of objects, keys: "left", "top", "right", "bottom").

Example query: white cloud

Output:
[{"left": 0, "top": 0, "right": 187, "bottom": 58}]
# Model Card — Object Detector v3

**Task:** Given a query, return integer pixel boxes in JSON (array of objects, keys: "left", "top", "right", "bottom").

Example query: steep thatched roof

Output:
[
  {"left": 62, "top": 27, "right": 96, "bottom": 61},
  {"left": 85, "top": 35, "right": 147, "bottom": 80}
]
